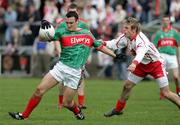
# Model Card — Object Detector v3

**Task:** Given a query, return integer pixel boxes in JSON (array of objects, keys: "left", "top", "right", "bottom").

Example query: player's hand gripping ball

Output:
[{"left": 39, "top": 20, "right": 55, "bottom": 40}]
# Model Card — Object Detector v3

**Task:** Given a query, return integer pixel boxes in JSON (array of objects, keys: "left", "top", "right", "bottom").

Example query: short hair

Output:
[
  {"left": 126, "top": 17, "right": 141, "bottom": 33},
  {"left": 69, "top": 3, "right": 77, "bottom": 9},
  {"left": 66, "top": 11, "right": 79, "bottom": 21},
  {"left": 163, "top": 14, "right": 170, "bottom": 19}
]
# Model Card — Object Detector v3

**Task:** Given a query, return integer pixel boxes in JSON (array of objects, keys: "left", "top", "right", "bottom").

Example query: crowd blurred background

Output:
[{"left": 0, "top": 0, "right": 180, "bottom": 79}]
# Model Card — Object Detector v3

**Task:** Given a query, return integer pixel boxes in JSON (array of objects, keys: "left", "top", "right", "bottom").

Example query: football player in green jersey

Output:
[
  {"left": 54, "top": 3, "right": 90, "bottom": 109},
  {"left": 8, "top": 11, "right": 117, "bottom": 120},
  {"left": 153, "top": 15, "right": 180, "bottom": 98}
]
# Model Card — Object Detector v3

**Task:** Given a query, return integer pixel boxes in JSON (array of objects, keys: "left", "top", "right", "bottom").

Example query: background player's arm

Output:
[
  {"left": 178, "top": 46, "right": 180, "bottom": 64},
  {"left": 153, "top": 32, "right": 160, "bottom": 48},
  {"left": 54, "top": 41, "right": 61, "bottom": 57},
  {"left": 175, "top": 32, "right": 180, "bottom": 64},
  {"left": 53, "top": 19, "right": 65, "bottom": 57}
]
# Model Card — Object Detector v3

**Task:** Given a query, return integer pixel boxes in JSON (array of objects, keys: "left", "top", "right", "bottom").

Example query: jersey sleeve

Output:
[
  {"left": 175, "top": 31, "right": 180, "bottom": 46},
  {"left": 133, "top": 37, "right": 148, "bottom": 64},
  {"left": 106, "top": 39, "right": 117, "bottom": 50},
  {"left": 105, "top": 34, "right": 127, "bottom": 50},
  {"left": 87, "top": 31, "right": 103, "bottom": 50},
  {"left": 153, "top": 31, "right": 160, "bottom": 47}
]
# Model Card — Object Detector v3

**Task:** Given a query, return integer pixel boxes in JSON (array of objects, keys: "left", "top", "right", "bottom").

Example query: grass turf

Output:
[{"left": 0, "top": 77, "right": 180, "bottom": 125}]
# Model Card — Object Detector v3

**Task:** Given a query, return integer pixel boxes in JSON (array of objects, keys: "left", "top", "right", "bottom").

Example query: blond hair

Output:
[{"left": 126, "top": 17, "right": 141, "bottom": 33}]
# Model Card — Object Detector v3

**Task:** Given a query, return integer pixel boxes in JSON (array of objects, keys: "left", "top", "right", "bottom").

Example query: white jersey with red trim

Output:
[{"left": 106, "top": 32, "right": 164, "bottom": 64}]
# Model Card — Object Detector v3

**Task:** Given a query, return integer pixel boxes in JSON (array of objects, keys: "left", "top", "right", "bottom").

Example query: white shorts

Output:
[
  {"left": 49, "top": 61, "right": 82, "bottom": 89},
  {"left": 128, "top": 72, "right": 169, "bottom": 88},
  {"left": 161, "top": 53, "right": 178, "bottom": 69}
]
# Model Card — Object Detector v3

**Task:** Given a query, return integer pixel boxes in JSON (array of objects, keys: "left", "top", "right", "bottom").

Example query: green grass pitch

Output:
[{"left": 0, "top": 77, "right": 180, "bottom": 125}]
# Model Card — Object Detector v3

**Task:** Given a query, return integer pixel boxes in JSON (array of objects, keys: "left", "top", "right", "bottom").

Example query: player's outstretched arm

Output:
[{"left": 99, "top": 46, "right": 116, "bottom": 58}]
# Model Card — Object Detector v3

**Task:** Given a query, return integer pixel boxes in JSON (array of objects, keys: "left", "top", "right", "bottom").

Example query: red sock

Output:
[
  {"left": 67, "top": 102, "right": 80, "bottom": 115},
  {"left": 176, "top": 88, "right": 180, "bottom": 94},
  {"left": 22, "top": 96, "right": 41, "bottom": 118},
  {"left": 58, "top": 95, "right": 63, "bottom": 106},
  {"left": 115, "top": 99, "right": 126, "bottom": 112},
  {"left": 78, "top": 95, "right": 84, "bottom": 106}
]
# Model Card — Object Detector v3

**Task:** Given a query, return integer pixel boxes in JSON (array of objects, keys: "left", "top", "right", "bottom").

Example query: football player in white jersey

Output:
[{"left": 103, "top": 17, "right": 180, "bottom": 117}]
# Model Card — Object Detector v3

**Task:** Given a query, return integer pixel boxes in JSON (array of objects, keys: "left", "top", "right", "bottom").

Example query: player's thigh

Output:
[
  {"left": 156, "top": 76, "right": 169, "bottom": 88},
  {"left": 127, "top": 72, "right": 143, "bottom": 84},
  {"left": 63, "top": 70, "right": 81, "bottom": 90},
  {"left": 63, "top": 86, "right": 77, "bottom": 103},
  {"left": 171, "top": 68, "right": 179, "bottom": 78},
  {"left": 58, "top": 83, "right": 64, "bottom": 91},
  {"left": 77, "top": 79, "right": 85, "bottom": 94},
  {"left": 37, "top": 72, "right": 58, "bottom": 92}
]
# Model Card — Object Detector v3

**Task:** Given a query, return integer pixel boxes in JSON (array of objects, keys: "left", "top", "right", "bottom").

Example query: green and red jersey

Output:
[
  {"left": 153, "top": 28, "right": 180, "bottom": 55},
  {"left": 52, "top": 28, "right": 103, "bottom": 69}
]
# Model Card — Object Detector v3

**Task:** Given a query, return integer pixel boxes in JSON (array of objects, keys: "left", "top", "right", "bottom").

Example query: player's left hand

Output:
[
  {"left": 127, "top": 63, "right": 136, "bottom": 72},
  {"left": 41, "top": 20, "right": 51, "bottom": 29}
]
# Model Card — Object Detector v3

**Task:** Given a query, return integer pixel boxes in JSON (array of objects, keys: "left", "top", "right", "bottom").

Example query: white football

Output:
[{"left": 39, "top": 25, "right": 55, "bottom": 40}]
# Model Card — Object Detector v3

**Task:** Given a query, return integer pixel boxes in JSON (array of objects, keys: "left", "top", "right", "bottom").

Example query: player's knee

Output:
[
  {"left": 63, "top": 103, "right": 68, "bottom": 108},
  {"left": 125, "top": 95, "right": 130, "bottom": 100},
  {"left": 173, "top": 75, "right": 179, "bottom": 81},
  {"left": 63, "top": 100, "right": 71, "bottom": 107},
  {"left": 124, "top": 82, "right": 133, "bottom": 91},
  {"left": 33, "top": 87, "right": 44, "bottom": 97},
  {"left": 161, "top": 90, "right": 170, "bottom": 99}
]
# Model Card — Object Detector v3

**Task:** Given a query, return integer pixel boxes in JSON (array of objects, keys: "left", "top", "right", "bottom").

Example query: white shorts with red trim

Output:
[{"left": 128, "top": 61, "right": 169, "bottom": 88}]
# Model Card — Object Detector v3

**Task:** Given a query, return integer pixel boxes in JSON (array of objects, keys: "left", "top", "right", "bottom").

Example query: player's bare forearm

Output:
[
  {"left": 178, "top": 46, "right": 180, "bottom": 64},
  {"left": 99, "top": 46, "right": 116, "bottom": 58},
  {"left": 54, "top": 41, "right": 61, "bottom": 56}
]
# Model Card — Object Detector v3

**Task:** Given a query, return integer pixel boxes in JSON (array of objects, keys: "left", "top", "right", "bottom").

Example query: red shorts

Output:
[{"left": 132, "top": 61, "right": 165, "bottom": 79}]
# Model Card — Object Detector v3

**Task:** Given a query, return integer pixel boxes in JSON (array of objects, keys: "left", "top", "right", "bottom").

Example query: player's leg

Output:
[
  {"left": 63, "top": 86, "right": 85, "bottom": 120},
  {"left": 9, "top": 72, "right": 58, "bottom": 120},
  {"left": 104, "top": 80, "right": 136, "bottom": 117},
  {"left": 104, "top": 72, "right": 143, "bottom": 117},
  {"left": 77, "top": 79, "right": 86, "bottom": 109},
  {"left": 58, "top": 64, "right": 85, "bottom": 120},
  {"left": 171, "top": 68, "right": 180, "bottom": 96},
  {"left": 154, "top": 63, "right": 180, "bottom": 107},
  {"left": 58, "top": 83, "right": 64, "bottom": 109},
  {"left": 160, "top": 85, "right": 180, "bottom": 107},
  {"left": 160, "top": 54, "right": 180, "bottom": 98},
  {"left": 104, "top": 80, "right": 135, "bottom": 116}
]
